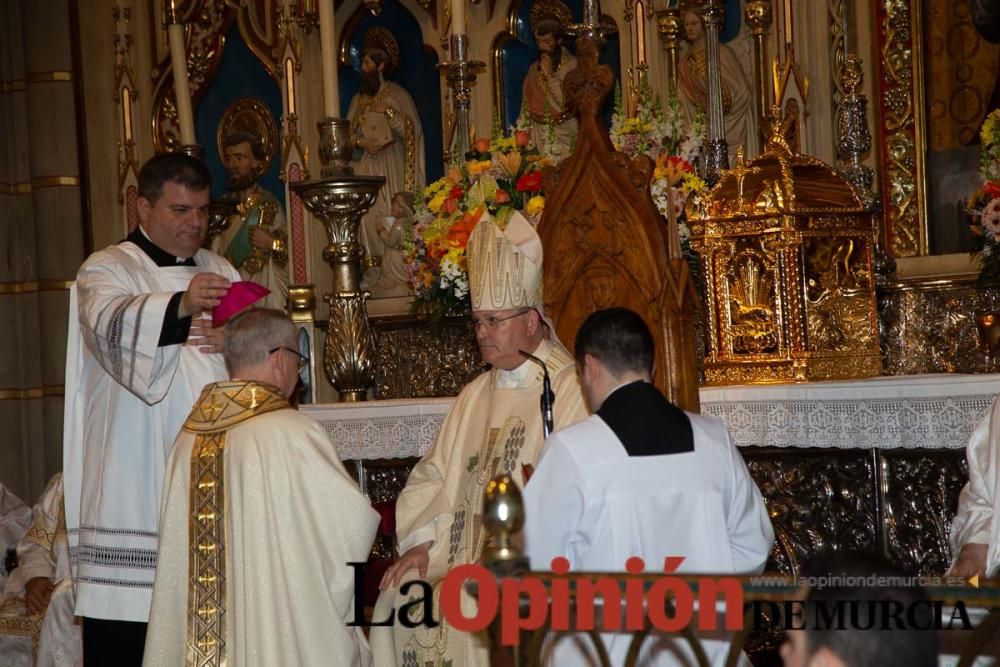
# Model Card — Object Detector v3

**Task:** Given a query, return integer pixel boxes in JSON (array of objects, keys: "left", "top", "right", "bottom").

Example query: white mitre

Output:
[{"left": 467, "top": 211, "right": 543, "bottom": 311}]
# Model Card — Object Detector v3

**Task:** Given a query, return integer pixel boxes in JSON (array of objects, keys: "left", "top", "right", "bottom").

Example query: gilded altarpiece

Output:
[{"left": 690, "top": 143, "right": 881, "bottom": 384}]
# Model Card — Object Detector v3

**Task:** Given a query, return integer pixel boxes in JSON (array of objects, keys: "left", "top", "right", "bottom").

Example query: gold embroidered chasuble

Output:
[
  {"left": 370, "top": 339, "right": 588, "bottom": 667},
  {"left": 144, "top": 381, "right": 379, "bottom": 667}
]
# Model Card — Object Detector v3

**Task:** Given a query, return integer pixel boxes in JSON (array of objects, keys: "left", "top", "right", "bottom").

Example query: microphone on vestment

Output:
[{"left": 518, "top": 349, "right": 554, "bottom": 439}]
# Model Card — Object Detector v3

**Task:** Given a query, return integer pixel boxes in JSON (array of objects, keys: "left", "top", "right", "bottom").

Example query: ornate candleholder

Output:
[
  {"left": 482, "top": 474, "right": 528, "bottom": 576},
  {"left": 291, "top": 119, "right": 385, "bottom": 402},
  {"left": 702, "top": 0, "right": 729, "bottom": 184},
  {"left": 438, "top": 34, "right": 485, "bottom": 160},
  {"left": 655, "top": 7, "right": 682, "bottom": 88},
  {"left": 176, "top": 144, "right": 204, "bottom": 160},
  {"left": 317, "top": 117, "right": 354, "bottom": 177},
  {"left": 566, "top": 0, "right": 617, "bottom": 44},
  {"left": 976, "top": 312, "right": 1000, "bottom": 371}
]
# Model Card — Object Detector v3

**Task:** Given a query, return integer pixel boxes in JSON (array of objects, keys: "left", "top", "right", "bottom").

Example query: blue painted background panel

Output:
[
  {"left": 338, "top": 0, "right": 444, "bottom": 183},
  {"left": 499, "top": 0, "right": 622, "bottom": 131},
  {"left": 195, "top": 25, "right": 284, "bottom": 202}
]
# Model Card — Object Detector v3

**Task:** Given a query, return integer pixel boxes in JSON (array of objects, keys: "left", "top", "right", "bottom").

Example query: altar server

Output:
[
  {"left": 524, "top": 307, "right": 774, "bottom": 666},
  {"left": 143, "top": 308, "right": 378, "bottom": 667},
  {"left": 63, "top": 153, "right": 238, "bottom": 664}
]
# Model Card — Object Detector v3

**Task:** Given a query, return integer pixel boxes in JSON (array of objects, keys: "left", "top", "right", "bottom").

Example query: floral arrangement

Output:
[
  {"left": 968, "top": 109, "right": 1000, "bottom": 283},
  {"left": 610, "top": 81, "right": 707, "bottom": 248},
  {"left": 403, "top": 126, "right": 548, "bottom": 321}
]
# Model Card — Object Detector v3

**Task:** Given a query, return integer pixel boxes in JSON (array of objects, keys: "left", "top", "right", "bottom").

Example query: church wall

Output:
[{"left": 0, "top": 0, "right": 86, "bottom": 501}]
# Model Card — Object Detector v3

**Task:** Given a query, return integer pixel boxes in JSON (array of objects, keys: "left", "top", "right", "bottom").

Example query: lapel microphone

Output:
[{"left": 518, "top": 349, "right": 555, "bottom": 438}]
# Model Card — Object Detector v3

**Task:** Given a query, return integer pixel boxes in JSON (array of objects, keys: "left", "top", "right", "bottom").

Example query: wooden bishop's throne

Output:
[{"left": 538, "top": 21, "right": 700, "bottom": 412}]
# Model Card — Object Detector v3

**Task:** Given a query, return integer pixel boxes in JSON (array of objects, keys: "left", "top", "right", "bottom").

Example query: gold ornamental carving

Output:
[
  {"left": 325, "top": 293, "right": 378, "bottom": 401},
  {"left": 689, "top": 119, "right": 881, "bottom": 384},
  {"left": 291, "top": 175, "right": 384, "bottom": 401},
  {"left": 874, "top": 0, "right": 927, "bottom": 257}
]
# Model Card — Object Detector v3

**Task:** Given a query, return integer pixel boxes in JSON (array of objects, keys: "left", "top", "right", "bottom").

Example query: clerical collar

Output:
[
  {"left": 495, "top": 338, "right": 554, "bottom": 389},
  {"left": 126, "top": 225, "right": 196, "bottom": 267},
  {"left": 597, "top": 380, "right": 694, "bottom": 457}
]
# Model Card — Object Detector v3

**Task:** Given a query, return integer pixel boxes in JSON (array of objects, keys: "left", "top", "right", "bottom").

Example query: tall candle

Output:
[
  {"left": 451, "top": 0, "right": 465, "bottom": 36},
  {"left": 318, "top": 0, "right": 340, "bottom": 117},
  {"left": 167, "top": 17, "right": 196, "bottom": 145}
]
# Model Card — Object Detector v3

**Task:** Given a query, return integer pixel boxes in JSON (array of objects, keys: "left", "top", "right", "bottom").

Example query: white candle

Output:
[
  {"left": 167, "top": 19, "right": 196, "bottom": 145},
  {"left": 318, "top": 0, "right": 340, "bottom": 117},
  {"left": 451, "top": 0, "right": 465, "bottom": 36}
]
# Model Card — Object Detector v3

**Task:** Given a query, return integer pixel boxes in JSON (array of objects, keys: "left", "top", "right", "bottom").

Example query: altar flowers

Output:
[
  {"left": 969, "top": 109, "right": 1000, "bottom": 283},
  {"left": 610, "top": 81, "right": 706, "bottom": 247},
  {"left": 404, "top": 128, "right": 548, "bottom": 322}
]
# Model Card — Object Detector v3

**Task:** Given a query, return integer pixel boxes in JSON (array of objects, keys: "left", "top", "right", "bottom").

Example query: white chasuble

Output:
[
  {"left": 143, "top": 381, "right": 379, "bottom": 667},
  {"left": 63, "top": 242, "right": 239, "bottom": 622},
  {"left": 370, "top": 339, "right": 588, "bottom": 667}
]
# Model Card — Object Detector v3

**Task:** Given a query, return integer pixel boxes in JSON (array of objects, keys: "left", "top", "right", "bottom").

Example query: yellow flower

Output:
[
  {"left": 428, "top": 194, "right": 446, "bottom": 213},
  {"left": 526, "top": 195, "right": 545, "bottom": 217},
  {"left": 653, "top": 166, "right": 669, "bottom": 181},
  {"left": 491, "top": 136, "right": 517, "bottom": 152},
  {"left": 680, "top": 173, "right": 706, "bottom": 194},
  {"left": 497, "top": 151, "right": 523, "bottom": 179},
  {"left": 468, "top": 159, "right": 493, "bottom": 177}
]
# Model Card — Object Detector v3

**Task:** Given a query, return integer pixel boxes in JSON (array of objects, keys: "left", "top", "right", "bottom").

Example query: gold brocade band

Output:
[
  {"left": 26, "top": 71, "right": 73, "bottom": 83},
  {"left": 0, "top": 280, "right": 74, "bottom": 294},
  {"left": 187, "top": 431, "right": 228, "bottom": 667},
  {"left": 0, "top": 386, "right": 64, "bottom": 400}
]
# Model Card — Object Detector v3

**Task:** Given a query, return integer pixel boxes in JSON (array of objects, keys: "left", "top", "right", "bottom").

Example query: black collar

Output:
[
  {"left": 125, "top": 226, "right": 196, "bottom": 267},
  {"left": 597, "top": 381, "right": 694, "bottom": 457}
]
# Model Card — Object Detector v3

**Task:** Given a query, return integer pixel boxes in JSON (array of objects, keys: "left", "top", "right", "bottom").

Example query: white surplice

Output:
[
  {"left": 950, "top": 393, "right": 1000, "bottom": 576},
  {"left": 63, "top": 241, "right": 239, "bottom": 622},
  {"left": 523, "top": 408, "right": 774, "bottom": 667},
  {"left": 143, "top": 381, "right": 379, "bottom": 667}
]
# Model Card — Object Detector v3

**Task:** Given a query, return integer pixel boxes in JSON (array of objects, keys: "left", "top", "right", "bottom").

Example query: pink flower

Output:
[{"left": 982, "top": 198, "right": 1000, "bottom": 240}]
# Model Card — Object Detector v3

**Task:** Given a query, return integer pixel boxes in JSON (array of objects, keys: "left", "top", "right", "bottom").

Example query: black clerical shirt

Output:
[
  {"left": 123, "top": 226, "right": 196, "bottom": 347},
  {"left": 596, "top": 380, "right": 695, "bottom": 457}
]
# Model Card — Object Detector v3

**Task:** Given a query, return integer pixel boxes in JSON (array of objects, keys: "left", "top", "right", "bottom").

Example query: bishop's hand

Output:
[
  {"left": 379, "top": 541, "right": 431, "bottom": 590},
  {"left": 948, "top": 542, "right": 987, "bottom": 578}
]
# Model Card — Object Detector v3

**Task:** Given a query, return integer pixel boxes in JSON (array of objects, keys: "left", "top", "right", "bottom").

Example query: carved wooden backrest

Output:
[{"left": 539, "top": 36, "right": 700, "bottom": 412}]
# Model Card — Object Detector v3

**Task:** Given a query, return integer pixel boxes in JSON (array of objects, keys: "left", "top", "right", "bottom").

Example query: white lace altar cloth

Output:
[{"left": 300, "top": 374, "right": 1000, "bottom": 460}]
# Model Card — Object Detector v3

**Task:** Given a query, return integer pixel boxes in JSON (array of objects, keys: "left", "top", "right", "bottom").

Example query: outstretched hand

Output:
[
  {"left": 379, "top": 542, "right": 431, "bottom": 590},
  {"left": 187, "top": 318, "right": 225, "bottom": 354},
  {"left": 948, "top": 543, "right": 987, "bottom": 578},
  {"left": 179, "top": 272, "right": 231, "bottom": 319}
]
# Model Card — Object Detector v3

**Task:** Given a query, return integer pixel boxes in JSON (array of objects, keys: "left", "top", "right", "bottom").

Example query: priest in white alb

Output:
[
  {"left": 524, "top": 307, "right": 774, "bottom": 667},
  {"left": 370, "top": 213, "right": 588, "bottom": 667},
  {"left": 0, "top": 474, "right": 81, "bottom": 667},
  {"left": 143, "top": 308, "right": 379, "bottom": 666},
  {"left": 63, "top": 153, "right": 239, "bottom": 664}
]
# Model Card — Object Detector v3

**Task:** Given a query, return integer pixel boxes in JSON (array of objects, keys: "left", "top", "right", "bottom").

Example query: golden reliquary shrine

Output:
[
  {"left": 4, "top": 0, "right": 1000, "bottom": 664},
  {"left": 688, "top": 138, "right": 881, "bottom": 384}
]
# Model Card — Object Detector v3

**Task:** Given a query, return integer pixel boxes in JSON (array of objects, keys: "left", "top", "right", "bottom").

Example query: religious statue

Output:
[
  {"left": 211, "top": 130, "right": 289, "bottom": 311},
  {"left": 346, "top": 27, "right": 425, "bottom": 296},
  {"left": 367, "top": 191, "right": 415, "bottom": 298},
  {"left": 676, "top": 1, "right": 752, "bottom": 160},
  {"left": 521, "top": 0, "right": 578, "bottom": 162}
]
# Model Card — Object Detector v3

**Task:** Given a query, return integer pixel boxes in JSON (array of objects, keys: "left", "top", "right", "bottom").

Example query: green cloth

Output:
[{"left": 224, "top": 206, "right": 262, "bottom": 269}]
